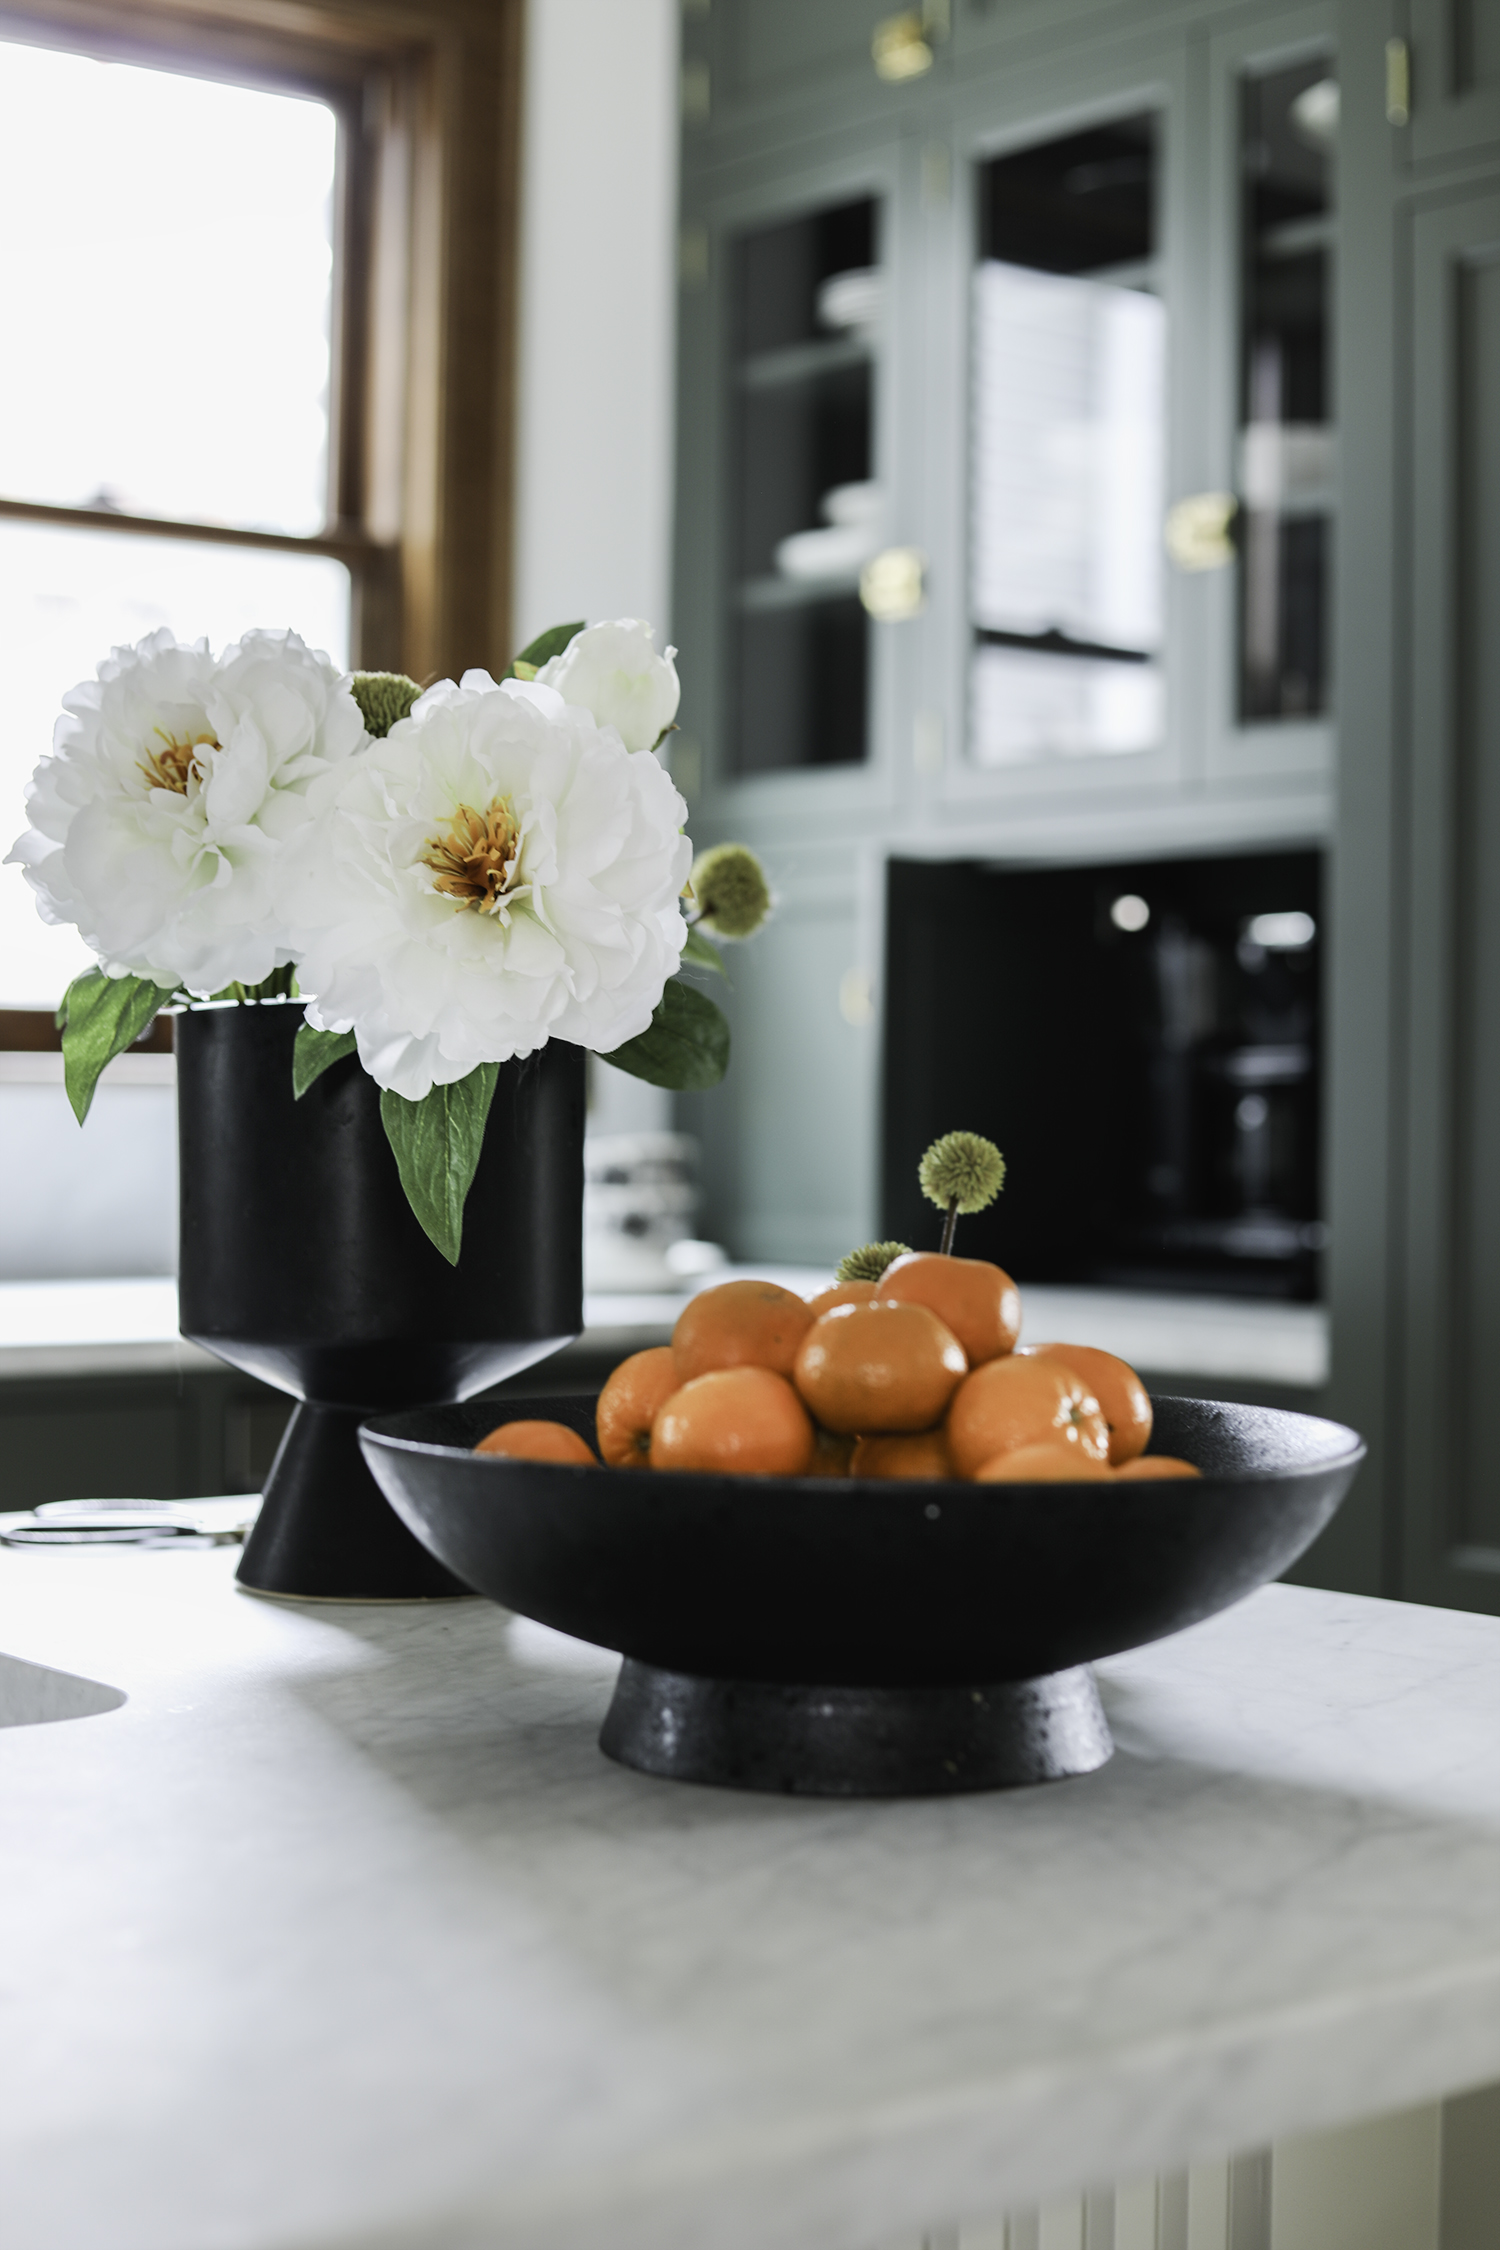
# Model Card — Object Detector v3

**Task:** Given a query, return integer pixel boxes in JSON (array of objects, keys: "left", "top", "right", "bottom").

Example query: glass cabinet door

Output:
[
  {"left": 727, "top": 196, "right": 882, "bottom": 776},
  {"left": 1236, "top": 55, "right": 1336, "bottom": 724},
  {"left": 968, "top": 115, "right": 1166, "bottom": 765}
]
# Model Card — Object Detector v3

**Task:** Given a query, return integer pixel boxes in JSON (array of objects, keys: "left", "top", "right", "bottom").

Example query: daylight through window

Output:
[{"left": 0, "top": 37, "right": 352, "bottom": 1008}]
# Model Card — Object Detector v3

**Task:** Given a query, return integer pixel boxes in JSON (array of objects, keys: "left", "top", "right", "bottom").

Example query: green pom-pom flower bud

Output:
[
  {"left": 689, "top": 843, "right": 772, "bottom": 940},
  {"left": 919, "top": 1131, "right": 1006, "bottom": 1215},
  {"left": 835, "top": 1240, "right": 913, "bottom": 1285},
  {"left": 350, "top": 671, "right": 422, "bottom": 740}
]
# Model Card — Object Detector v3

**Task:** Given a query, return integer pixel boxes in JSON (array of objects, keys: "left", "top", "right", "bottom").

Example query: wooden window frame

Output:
[{"left": 0, "top": 0, "right": 524, "bottom": 1048}]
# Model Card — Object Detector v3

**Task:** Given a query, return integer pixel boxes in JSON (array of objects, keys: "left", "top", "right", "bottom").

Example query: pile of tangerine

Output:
[{"left": 475, "top": 1256, "right": 1199, "bottom": 1484}]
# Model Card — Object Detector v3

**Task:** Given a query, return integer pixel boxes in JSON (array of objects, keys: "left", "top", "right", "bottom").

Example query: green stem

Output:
[{"left": 939, "top": 1197, "right": 958, "bottom": 1256}]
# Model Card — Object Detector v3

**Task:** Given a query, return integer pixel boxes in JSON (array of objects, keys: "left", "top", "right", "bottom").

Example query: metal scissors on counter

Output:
[{"left": 0, "top": 1498, "right": 256, "bottom": 1548}]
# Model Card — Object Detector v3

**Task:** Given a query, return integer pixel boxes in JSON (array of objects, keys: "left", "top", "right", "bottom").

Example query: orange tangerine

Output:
[
  {"left": 850, "top": 1427, "right": 957, "bottom": 1480},
  {"left": 672, "top": 1278, "right": 814, "bottom": 1384},
  {"left": 947, "top": 1355, "right": 1109, "bottom": 1478},
  {"left": 650, "top": 1366, "right": 815, "bottom": 1475},
  {"left": 804, "top": 1279, "right": 880, "bottom": 1320},
  {"left": 1115, "top": 1454, "right": 1202, "bottom": 1480},
  {"left": 974, "top": 1441, "right": 1115, "bottom": 1483},
  {"left": 1019, "top": 1342, "right": 1152, "bottom": 1464},
  {"left": 474, "top": 1419, "right": 597, "bottom": 1465},
  {"left": 793, "top": 1299, "right": 967, "bottom": 1435},
  {"left": 880, "top": 1252, "right": 1021, "bottom": 1368},
  {"left": 596, "top": 1346, "right": 680, "bottom": 1468}
]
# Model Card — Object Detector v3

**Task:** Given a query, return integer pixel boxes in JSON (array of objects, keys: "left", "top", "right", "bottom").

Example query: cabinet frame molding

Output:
[
  {"left": 1406, "top": 0, "right": 1500, "bottom": 165},
  {"left": 1398, "top": 176, "right": 1500, "bottom": 1611},
  {"left": 676, "top": 127, "right": 911, "bottom": 827}
]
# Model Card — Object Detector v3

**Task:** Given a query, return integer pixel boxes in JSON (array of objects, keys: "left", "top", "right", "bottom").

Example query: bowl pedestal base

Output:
[{"left": 599, "top": 1659, "right": 1113, "bottom": 1797}]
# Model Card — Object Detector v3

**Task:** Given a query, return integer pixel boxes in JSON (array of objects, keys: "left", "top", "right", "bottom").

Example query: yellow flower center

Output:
[
  {"left": 423, "top": 798, "right": 524, "bottom": 914},
  {"left": 139, "top": 727, "right": 218, "bottom": 796}
]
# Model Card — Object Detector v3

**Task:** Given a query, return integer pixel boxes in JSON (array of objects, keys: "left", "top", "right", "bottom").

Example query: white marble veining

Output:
[{"left": 1, "top": 1552, "right": 1498, "bottom": 2250}]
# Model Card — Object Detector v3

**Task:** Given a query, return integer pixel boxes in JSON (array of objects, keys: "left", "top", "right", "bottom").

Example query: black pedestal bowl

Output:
[{"left": 360, "top": 1392, "right": 1363, "bottom": 1797}]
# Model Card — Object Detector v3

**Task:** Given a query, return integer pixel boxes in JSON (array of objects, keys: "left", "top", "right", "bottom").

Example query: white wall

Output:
[
  {"left": 512, "top": 0, "right": 680, "bottom": 648},
  {"left": 0, "top": 1064, "right": 177, "bottom": 1280},
  {"left": 514, "top": 0, "right": 683, "bottom": 1137}
]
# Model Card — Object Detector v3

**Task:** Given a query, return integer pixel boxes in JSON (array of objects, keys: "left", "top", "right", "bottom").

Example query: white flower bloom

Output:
[
  {"left": 279, "top": 670, "right": 691, "bottom": 1100},
  {"left": 6, "top": 626, "right": 367, "bottom": 994},
  {"left": 534, "top": 618, "right": 680, "bottom": 754}
]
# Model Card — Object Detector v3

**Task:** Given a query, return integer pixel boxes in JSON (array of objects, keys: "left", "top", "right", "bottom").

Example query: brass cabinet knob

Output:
[
  {"left": 1164, "top": 492, "right": 1238, "bottom": 572},
  {"left": 1386, "top": 38, "right": 1411, "bottom": 127},
  {"left": 872, "top": 12, "right": 932, "bottom": 81},
  {"left": 860, "top": 546, "right": 927, "bottom": 620},
  {"left": 873, "top": 3, "right": 948, "bottom": 83}
]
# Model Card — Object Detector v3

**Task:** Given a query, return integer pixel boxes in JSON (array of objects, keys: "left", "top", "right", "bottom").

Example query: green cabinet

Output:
[
  {"left": 1407, "top": 0, "right": 1500, "bottom": 161},
  {"left": 1396, "top": 180, "right": 1500, "bottom": 1612},
  {"left": 676, "top": 0, "right": 1340, "bottom": 1265},
  {"left": 675, "top": 0, "right": 1500, "bottom": 1615},
  {"left": 1316, "top": 2, "right": 1500, "bottom": 1618}
]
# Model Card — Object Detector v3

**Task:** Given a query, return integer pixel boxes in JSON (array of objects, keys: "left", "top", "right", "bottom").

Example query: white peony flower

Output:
[
  {"left": 279, "top": 670, "right": 691, "bottom": 1100},
  {"left": 534, "top": 618, "right": 680, "bottom": 754},
  {"left": 6, "top": 626, "right": 368, "bottom": 994}
]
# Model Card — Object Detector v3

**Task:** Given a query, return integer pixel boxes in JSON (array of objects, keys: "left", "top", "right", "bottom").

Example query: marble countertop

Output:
[
  {"left": 0, "top": 1273, "right": 1329, "bottom": 1387},
  {"left": 2, "top": 1550, "right": 1497, "bottom": 2250}
]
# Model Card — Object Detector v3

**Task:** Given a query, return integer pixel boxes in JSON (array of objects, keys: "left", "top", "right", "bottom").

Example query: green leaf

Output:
[
  {"left": 680, "top": 925, "right": 728, "bottom": 978},
  {"left": 603, "top": 978, "right": 730, "bottom": 1092},
  {"left": 379, "top": 1064, "right": 500, "bottom": 1265},
  {"left": 505, "top": 620, "right": 584, "bottom": 678},
  {"left": 292, "top": 1023, "right": 358, "bottom": 1099},
  {"left": 57, "top": 969, "right": 174, "bottom": 1124}
]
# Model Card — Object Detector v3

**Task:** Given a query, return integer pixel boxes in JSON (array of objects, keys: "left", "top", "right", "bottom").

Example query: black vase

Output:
[{"left": 176, "top": 1003, "right": 585, "bottom": 1599}]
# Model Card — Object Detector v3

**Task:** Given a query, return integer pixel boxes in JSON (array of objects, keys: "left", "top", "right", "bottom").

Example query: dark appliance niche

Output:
[{"left": 883, "top": 852, "right": 1323, "bottom": 1300}]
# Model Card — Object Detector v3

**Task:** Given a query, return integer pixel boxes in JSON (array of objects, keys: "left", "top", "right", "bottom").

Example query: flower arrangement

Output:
[{"left": 7, "top": 617, "right": 768, "bottom": 1261}]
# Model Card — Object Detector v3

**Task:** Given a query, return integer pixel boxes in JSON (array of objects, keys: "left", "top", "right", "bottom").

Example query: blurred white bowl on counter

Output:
[
  {"left": 583, "top": 1132, "right": 726, "bottom": 1293},
  {"left": 816, "top": 266, "right": 883, "bottom": 337}
]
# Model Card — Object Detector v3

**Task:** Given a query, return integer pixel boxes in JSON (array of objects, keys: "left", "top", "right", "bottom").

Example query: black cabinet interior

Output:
[
  {"left": 727, "top": 195, "right": 878, "bottom": 774},
  {"left": 1238, "top": 55, "right": 1335, "bottom": 721},
  {"left": 883, "top": 851, "right": 1324, "bottom": 1299}
]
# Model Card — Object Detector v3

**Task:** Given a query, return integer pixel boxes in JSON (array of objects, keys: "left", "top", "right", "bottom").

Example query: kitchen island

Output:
[{"left": 2, "top": 1547, "right": 1497, "bottom": 2250}]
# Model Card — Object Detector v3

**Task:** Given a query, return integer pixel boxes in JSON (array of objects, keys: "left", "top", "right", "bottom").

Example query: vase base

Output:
[
  {"left": 237, "top": 1402, "right": 472, "bottom": 1602},
  {"left": 237, "top": 1585, "right": 482, "bottom": 1607}
]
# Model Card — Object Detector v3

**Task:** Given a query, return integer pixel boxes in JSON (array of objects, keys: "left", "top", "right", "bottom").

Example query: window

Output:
[{"left": 0, "top": 0, "right": 522, "bottom": 1018}]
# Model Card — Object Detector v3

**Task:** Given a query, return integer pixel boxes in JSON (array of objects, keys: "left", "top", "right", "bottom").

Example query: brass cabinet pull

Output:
[
  {"left": 1164, "top": 493, "right": 1238, "bottom": 572},
  {"left": 860, "top": 546, "right": 927, "bottom": 619},
  {"left": 873, "top": 2, "right": 947, "bottom": 84},
  {"left": 873, "top": 12, "right": 932, "bottom": 81}
]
